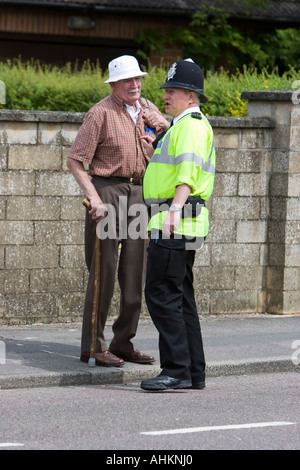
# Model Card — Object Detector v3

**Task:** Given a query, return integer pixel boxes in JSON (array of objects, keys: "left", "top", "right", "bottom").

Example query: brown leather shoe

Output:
[
  {"left": 80, "top": 351, "right": 124, "bottom": 367},
  {"left": 109, "top": 348, "right": 155, "bottom": 364}
]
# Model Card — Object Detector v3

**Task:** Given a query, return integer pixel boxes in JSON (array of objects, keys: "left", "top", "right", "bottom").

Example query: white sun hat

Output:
[{"left": 104, "top": 55, "right": 148, "bottom": 83}]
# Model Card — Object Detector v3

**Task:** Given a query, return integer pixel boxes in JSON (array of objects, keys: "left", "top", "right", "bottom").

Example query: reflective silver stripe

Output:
[
  {"left": 208, "top": 138, "right": 215, "bottom": 164},
  {"left": 160, "top": 130, "right": 171, "bottom": 157},
  {"left": 206, "top": 139, "right": 215, "bottom": 175},
  {"left": 199, "top": 113, "right": 216, "bottom": 169},
  {"left": 152, "top": 126, "right": 215, "bottom": 175},
  {"left": 201, "top": 114, "right": 216, "bottom": 165},
  {"left": 150, "top": 151, "right": 215, "bottom": 175},
  {"left": 144, "top": 198, "right": 168, "bottom": 206}
]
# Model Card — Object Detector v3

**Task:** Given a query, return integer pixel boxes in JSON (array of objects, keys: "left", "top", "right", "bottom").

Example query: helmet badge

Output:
[{"left": 167, "top": 63, "right": 177, "bottom": 81}]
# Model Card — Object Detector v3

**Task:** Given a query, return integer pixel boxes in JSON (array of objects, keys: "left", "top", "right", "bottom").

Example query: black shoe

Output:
[
  {"left": 173, "top": 379, "right": 193, "bottom": 389},
  {"left": 191, "top": 381, "right": 206, "bottom": 390},
  {"left": 141, "top": 375, "right": 188, "bottom": 391},
  {"left": 173, "top": 379, "right": 205, "bottom": 389}
]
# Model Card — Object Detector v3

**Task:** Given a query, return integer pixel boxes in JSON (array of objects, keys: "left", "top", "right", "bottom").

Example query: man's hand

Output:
[
  {"left": 140, "top": 135, "right": 155, "bottom": 158},
  {"left": 88, "top": 199, "right": 108, "bottom": 223},
  {"left": 143, "top": 111, "right": 170, "bottom": 133},
  {"left": 67, "top": 158, "right": 108, "bottom": 223}
]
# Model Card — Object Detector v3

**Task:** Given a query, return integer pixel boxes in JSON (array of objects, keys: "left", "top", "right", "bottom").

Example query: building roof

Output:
[{"left": 1, "top": 0, "right": 300, "bottom": 22}]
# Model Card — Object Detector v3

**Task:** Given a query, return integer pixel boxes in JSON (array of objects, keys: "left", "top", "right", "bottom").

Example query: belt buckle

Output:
[{"left": 129, "top": 177, "right": 135, "bottom": 185}]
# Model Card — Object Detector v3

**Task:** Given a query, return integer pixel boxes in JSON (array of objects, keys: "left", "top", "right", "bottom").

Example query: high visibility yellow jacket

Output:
[{"left": 143, "top": 111, "right": 215, "bottom": 238}]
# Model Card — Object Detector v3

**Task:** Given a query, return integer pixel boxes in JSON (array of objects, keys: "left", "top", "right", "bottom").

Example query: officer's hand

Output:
[{"left": 162, "top": 211, "right": 181, "bottom": 237}]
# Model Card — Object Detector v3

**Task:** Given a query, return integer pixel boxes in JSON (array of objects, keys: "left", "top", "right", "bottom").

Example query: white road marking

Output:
[
  {"left": 141, "top": 421, "right": 295, "bottom": 436},
  {"left": 40, "top": 350, "right": 78, "bottom": 359},
  {"left": 0, "top": 443, "right": 24, "bottom": 447}
]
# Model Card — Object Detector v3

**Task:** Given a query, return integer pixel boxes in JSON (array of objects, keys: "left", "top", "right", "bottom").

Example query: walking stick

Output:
[{"left": 82, "top": 198, "right": 101, "bottom": 368}]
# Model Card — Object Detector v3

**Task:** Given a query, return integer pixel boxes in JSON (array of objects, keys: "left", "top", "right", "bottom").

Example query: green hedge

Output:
[{"left": 0, "top": 59, "right": 299, "bottom": 116}]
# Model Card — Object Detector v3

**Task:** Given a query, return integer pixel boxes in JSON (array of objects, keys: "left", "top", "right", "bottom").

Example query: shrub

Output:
[
  {"left": 0, "top": 58, "right": 299, "bottom": 116},
  {"left": 202, "top": 66, "right": 299, "bottom": 116},
  {"left": 0, "top": 58, "right": 111, "bottom": 112}
]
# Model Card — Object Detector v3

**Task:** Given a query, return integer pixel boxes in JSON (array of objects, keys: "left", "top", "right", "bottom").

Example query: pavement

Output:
[{"left": 0, "top": 314, "right": 299, "bottom": 390}]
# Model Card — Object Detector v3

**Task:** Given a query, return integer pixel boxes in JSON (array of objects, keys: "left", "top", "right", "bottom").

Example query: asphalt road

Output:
[{"left": 0, "top": 372, "right": 299, "bottom": 451}]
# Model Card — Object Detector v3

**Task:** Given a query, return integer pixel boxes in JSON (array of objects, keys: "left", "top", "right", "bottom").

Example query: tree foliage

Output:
[{"left": 135, "top": 0, "right": 300, "bottom": 72}]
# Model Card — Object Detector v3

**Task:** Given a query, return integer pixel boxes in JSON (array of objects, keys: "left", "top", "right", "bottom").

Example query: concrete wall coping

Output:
[
  {"left": 241, "top": 90, "right": 294, "bottom": 101},
  {"left": 0, "top": 109, "right": 86, "bottom": 123},
  {"left": 0, "top": 109, "right": 275, "bottom": 128},
  {"left": 208, "top": 116, "right": 275, "bottom": 128},
  {"left": 0, "top": 90, "right": 293, "bottom": 124}
]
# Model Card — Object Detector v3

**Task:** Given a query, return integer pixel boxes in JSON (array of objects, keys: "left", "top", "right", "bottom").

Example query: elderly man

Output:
[
  {"left": 67, "top": 55, "right": 168, "bottom": 367},
  {"left": 140, "top": 59, "right": 216, "bottom": 390}
]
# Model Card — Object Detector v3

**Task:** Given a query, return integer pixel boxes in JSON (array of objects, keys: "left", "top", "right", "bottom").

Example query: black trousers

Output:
[{"left": 145, "top": 238, "right": 205, "bottom": 382}]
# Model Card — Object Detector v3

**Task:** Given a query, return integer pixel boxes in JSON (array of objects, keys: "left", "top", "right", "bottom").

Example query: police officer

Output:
[{"left": 140, "top": 59, "right": 216, "bottom": 391}]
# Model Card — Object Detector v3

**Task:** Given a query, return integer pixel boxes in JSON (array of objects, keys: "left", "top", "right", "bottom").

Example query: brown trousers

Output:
[{"left": 81, "top": 176, "right": 148, "bottom": 353}]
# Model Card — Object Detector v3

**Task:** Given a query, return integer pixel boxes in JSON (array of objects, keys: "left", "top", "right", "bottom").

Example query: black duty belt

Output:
[
  {"left": 166, "top": 196, "right": 206, "bottom": 218},
  {"left": 148, "top": 196, "right": 206, "bottom": 219},
  {"left": 109, "top": 176, "right": 143, "bottom": 186},
  {"left": 166, "top": 196, "right": 205, "bottom": 206}
]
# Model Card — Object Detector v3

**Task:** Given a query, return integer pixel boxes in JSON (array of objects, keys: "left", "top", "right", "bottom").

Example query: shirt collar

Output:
[
  {"left": 111, "top": 91, "right": 142, "bottom": 123},
  {"left": 126, "top": 100, "right": 142, "bottom": 124},
  {"left": 173, "top": 106, "right": 201, "bottom": 125}
]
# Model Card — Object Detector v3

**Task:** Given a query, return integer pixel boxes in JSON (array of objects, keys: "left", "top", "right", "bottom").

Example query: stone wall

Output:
[
  {"left": 241, "top": 91, "right": 300, "bottom": 315},
  {"left": 0, "top": 91, "right": 299, "bottom": 325}
]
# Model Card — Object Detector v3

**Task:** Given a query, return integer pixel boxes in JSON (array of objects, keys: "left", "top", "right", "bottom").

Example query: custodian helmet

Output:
[{"left": 160, "top": 59, "right": 208, "bottom": 103}]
